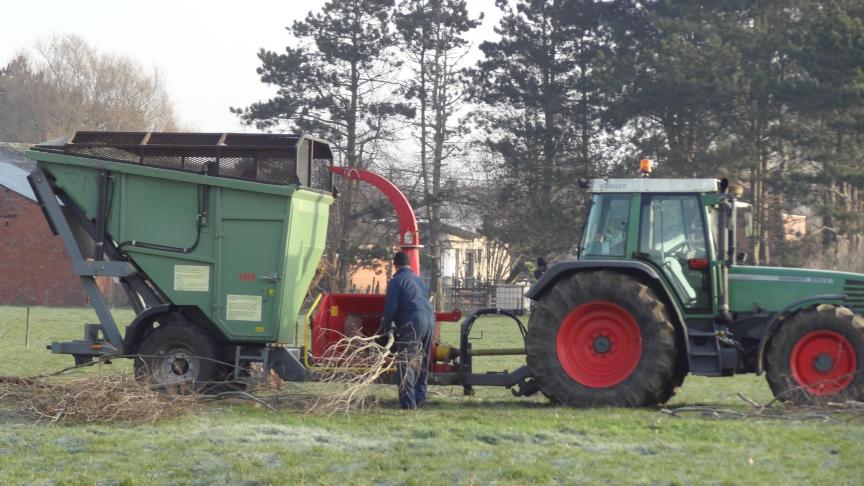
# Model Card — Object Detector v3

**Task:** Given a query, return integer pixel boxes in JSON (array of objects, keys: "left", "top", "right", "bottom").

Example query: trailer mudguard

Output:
[{"left": 123, "top": 304, "right": 178, "bottom": 350}]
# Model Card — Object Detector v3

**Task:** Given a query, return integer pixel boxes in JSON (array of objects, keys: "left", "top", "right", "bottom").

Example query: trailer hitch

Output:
[{"left": 458, "top": 308, "right": 529, "bottom": 396}]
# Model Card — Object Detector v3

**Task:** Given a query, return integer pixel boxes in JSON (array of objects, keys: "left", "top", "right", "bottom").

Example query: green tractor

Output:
[{"left": 526, "top": 176, "right": 864, "bottom": 406}]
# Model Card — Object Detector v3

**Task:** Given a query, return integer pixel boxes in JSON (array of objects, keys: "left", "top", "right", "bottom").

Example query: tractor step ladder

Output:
[{"left": 686, "top": 319, "right": 737, "bottom": 376}]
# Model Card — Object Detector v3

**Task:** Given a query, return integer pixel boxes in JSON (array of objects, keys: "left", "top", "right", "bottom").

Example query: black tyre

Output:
[
  {"left": 134, "top": 324, "right": 225, "bottom": 393},
  {"left": 765, "top": 304, "right": 864, "bottom": 404},
  {"left": 526, "top": 270, "right": 680, "bottom": 407},
  {"left": 657, "top": 360, "right": 688, "bottom": 404}
]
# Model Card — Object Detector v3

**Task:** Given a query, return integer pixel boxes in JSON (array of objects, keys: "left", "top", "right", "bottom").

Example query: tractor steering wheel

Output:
[{"left": 665, "top": 239, "right": 690, "bottom": 256}]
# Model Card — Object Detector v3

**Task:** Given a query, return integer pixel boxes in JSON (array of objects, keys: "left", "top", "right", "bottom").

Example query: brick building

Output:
[{"left": 0, "top": 143, "right": 88, "bottom": 306}]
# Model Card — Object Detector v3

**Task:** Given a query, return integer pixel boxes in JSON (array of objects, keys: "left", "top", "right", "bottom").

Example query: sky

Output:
[{"left": 0, "top": 0, "right": 501, "bottom": 133}]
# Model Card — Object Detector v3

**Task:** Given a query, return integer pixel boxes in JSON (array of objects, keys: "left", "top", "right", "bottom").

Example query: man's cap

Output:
[{"left": 393, "top": 251, "right": 410, "bottom": 267}]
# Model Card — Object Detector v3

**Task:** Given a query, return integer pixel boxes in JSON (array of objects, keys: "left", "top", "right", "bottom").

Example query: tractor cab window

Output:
[
  {"left": 639, "top": 195, "right": 710, "bottom": 308},
  {"left": 581, "top": 194, "right": 630, "bottom": 257}
]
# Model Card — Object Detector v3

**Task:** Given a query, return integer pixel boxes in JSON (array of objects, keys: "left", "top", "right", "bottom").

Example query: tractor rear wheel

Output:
[
  {"left": 526, "top": 271, "right": 679, "bottom": 407},
  {"left": 134, "top": 324, "right": 226, "bottom": 393},
  {"left": 657, "top": 360, "right": 688, "bottom": 404},
  {"left": 765, "top": 305, "right": 864, "bottom": 404}
]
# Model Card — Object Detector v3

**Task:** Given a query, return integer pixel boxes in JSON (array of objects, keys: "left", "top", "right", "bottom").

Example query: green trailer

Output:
[{"left": 26, "top": 132, "right": 334, "bottom": 388}]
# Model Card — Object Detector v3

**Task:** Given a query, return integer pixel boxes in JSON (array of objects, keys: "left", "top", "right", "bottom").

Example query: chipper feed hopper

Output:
[{"left": 25, "top": 132, "right": 334, "bottom": 388}]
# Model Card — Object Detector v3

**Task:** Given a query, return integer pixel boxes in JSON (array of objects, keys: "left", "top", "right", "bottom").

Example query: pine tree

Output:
[
  {"left": 780, "top": 0, "right": 864, "bottom": 267},
  {"left": 234, "top": 0, "right": 412, "bottom": 291},
  {"left": 395, "top": 0, "right": 480, "bottom": 304},
  {"left": 469, "top": 0, "right": 600, "bottom": 259},
  {"left": 602, "top": 0, "right": 742, "bottom": 177}
]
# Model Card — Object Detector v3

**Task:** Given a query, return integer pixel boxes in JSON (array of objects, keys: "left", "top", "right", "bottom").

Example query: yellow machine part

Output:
[{"left": 435, "top": 343, "right": 458, "bottom": 362}]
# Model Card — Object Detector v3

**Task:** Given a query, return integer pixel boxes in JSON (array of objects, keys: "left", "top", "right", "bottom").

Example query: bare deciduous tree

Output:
[
  {"left": 0, "top": 34, "right": 177, "bottom": 143},
  {"left": 395, "top": 0, "right": 480, "bottom": 307}
]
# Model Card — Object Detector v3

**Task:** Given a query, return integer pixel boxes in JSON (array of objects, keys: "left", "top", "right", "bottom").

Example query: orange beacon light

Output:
[{"left": 639, "top": 158, "right": 653, "bottom": 176}]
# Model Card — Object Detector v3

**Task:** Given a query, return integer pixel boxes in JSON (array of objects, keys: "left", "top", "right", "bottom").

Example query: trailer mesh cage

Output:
[{"left": 31, "top": 131, "right": 334, "bottom": 191}]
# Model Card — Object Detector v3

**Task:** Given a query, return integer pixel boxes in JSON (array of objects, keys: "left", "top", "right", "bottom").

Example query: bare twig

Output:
[
  {"left": 664, "top": 386, "right": 864, "bottom": 424},
  {"left": 306, "top": 333, "right": 399, "bottom": 415},
  {"left": 737, "top": 392, "right": 764, "bottom": 409}
]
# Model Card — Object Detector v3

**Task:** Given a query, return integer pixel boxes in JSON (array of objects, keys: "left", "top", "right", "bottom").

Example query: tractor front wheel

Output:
[
  {"left": 765, "top": 305, "right": 864, "bottom": 404},
  {"left": 134, "top": 324, "right": 225, "bottom": 393},
  {"left": 526, "top": 271, "right": 680, "bottom": 407}
]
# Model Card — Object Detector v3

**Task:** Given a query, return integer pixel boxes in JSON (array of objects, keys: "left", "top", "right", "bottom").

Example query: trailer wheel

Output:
[
  {"left": 765, "top": 305, "right": 864, "bottom": 404},
  {"left": 134, "top": 324, "right": 225, "bottom": 393},
  {"left": 526, "top": 270, "right": 679, "bottom": 407}
]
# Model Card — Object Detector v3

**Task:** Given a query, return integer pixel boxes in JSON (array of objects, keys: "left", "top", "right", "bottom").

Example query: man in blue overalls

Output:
[{"left": 380, "top": 251, "right": 435, "bottom": 409}]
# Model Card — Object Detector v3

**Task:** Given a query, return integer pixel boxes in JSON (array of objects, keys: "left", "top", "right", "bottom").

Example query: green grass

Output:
[{"left": 1, "top": 305, "right": 862, "bottom": 485}]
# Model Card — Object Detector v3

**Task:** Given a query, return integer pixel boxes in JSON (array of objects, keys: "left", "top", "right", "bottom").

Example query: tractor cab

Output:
[{"left": 579, "top": 177, "right": 724, "bottom": 312}]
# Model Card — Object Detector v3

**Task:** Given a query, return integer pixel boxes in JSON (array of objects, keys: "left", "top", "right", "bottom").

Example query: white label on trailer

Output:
[
  {"left": 226, "top": 294, "right": 262, "bottom": 321},
  {"left": 174, "top": 265, "right": 210, "bottom": 292}
]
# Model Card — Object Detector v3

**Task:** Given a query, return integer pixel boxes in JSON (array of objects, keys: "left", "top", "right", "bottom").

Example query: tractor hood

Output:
[{"left": 728, "top": 265, "right": 864, "bottom": 315}]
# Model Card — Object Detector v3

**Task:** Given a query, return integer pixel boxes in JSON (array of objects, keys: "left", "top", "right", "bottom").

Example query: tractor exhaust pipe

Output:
[{"left": 717, "top": 195, "right": 734, "bottom": 324}]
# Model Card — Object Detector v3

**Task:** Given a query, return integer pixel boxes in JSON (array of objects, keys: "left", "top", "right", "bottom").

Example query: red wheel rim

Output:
[
  {"left": 556, "top": 301, "right": 642, "bottom": 388},
  {"left": 790, "top": 330, "right": 857, "bottom": 396}
]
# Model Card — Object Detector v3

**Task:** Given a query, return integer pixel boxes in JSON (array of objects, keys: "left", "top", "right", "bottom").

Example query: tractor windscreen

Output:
[{"left": 580, "top": 194, "right": 630, "bottom": 257}]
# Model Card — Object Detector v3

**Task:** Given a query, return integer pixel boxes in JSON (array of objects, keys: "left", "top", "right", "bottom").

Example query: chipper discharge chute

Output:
[{"left": 25, "top": 131, "right": 334, "bottom": 389}]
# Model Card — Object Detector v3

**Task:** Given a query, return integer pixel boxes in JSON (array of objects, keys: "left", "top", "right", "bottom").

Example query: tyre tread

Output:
[
  {"left": 765, "top": 305, "right": 864, "bottom": 404},
  {"left": 526, "top": 271, "right": 680, "bottom": 407}
]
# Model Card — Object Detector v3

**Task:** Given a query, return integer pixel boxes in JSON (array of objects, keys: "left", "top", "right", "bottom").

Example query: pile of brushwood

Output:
[
  {"left": 0, "top": 367, "right": 196, "bottom": 424},
  {"left": 0, "top": 334, "right": 403, "bottom": 423}
]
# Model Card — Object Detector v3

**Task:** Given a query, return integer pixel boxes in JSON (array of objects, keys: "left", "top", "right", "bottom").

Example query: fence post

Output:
[{"left": 24, "top": 305, "right": 31, "bottom": 348}]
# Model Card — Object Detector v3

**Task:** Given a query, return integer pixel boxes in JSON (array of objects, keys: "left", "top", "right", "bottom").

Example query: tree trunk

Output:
[
  {"left": 429, "top": 22, "right": 446, "bottom": 310},
  {"left": 334, "top": 57, "right": 361, "bottom": 292}
]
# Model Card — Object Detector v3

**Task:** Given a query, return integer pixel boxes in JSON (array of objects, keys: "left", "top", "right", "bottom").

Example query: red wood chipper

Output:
[{"left": 305, "top": 167, "right": 537, "bottom": 396}]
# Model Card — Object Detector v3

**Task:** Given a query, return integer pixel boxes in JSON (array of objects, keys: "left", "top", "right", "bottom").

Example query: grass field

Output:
[{"left": 1, "top": 305, "right": 862, "bottom": 485}]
